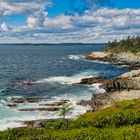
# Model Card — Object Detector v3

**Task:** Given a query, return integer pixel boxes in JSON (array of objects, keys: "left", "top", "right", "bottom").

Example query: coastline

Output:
[
  {"left": 84, "top": 51, "right": 140, "bottom": 69},
  {"left": 79, "top": 51, "right": 140, "bottom": 111},
  {"left": 1, "top": 46, "right": 140, "bottom": 131},
  {"left": 15, "top": 51, "right": 140, "bottom": 129}
]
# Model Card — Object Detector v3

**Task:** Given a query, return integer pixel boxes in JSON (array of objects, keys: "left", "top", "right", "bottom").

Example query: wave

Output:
[
  {"left": 0, "top": 88, "right": 5, "bottom": 93},
  {"left": 63, "top": 55, "right": 84, "bottom": 60},
  {"left": 0, "top": 94, "right": 91, "bottom": 131},
  {"left": 0, "top": 70, "right": 105, "bottom": 130},
  {"left": 35, "top": 70, "right": 100, "bottom": 85},
  {"left": 34, "top": 76, "right": 83, "bottom": 85},
  {"left": 0, "top": 80, "right": 105, "bottom": 131},
  {"left": 88, "top": 83, "right": 105, "bottom": 94}
]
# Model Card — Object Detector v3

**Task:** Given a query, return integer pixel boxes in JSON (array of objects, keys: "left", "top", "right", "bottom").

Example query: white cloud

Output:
[
  {"left": 0, "top": 0, "right": 51, "bottom": 16},
  {"left": 1, "top": 22, "right": 9, "bottom": 31},
  {"left": 44, "top": 15, "right": 73, "bottom": 30},
  {"left": 1, "top": 6, "right": 140, "bottom": 43}
]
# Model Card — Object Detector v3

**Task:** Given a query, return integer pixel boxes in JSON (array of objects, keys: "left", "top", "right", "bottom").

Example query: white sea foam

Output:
[
  {"left": 35, "top": 76, "right": 84, "bottom": 85},
  {"left": 64, "top": 55, "right": 84, "bottom": 60},
  {"left": 88, "top": 83, "right": 105, "bottom": 94},
  {"left": 0, "top": 70, "right": 104, "bottom": 131},
  {"left": 35, "top": 70, "right": 100, "bottom": 85},
  {"left": 0, "top": 93, "right": 92, "bottom": 131},
  {"left": 0, "top": 120, "right": 26, "bottom": 131},
  {"left": 0, "top": 82, "right": 105, "bottom": 131}
]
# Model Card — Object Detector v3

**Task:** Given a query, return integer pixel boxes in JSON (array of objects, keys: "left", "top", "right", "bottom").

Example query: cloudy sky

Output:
[{"left": 0, "top": 0, "right": 140, "bottom": 43}]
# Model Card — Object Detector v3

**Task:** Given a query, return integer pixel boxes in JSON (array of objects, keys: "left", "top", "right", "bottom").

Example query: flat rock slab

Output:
[
  {"left": 11, "top": 97, "right": 50, "bottom": 104},
  {"left": 19, "top": 107, "right": 59, "bottom": 112},
  {"left": 39, "top": 101, "right": 69, "bottom": 106}
]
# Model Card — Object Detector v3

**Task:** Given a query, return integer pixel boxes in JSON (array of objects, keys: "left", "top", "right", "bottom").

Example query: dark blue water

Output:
[{"left": 0, "top": 44, "right": 130, "bottom": 130}]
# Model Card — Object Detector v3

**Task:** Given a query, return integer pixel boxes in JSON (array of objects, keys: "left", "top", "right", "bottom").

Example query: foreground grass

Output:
[
  {"left": 1, "top": 126, "right": 140, "bottom": 140},
  {"left": 1, "top": 98, "right": 140, "bottom": 140}
]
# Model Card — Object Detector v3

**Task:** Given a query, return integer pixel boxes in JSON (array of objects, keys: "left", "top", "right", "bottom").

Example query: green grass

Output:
[
  {"left": 105, "top": 46, "right": 140, "bottom": 56},
  {"left": 1, "top": 98, "right": 140, "bottom": 140},
  {"left": 105, "top": 36, "right": 140, "bottom": 56}
]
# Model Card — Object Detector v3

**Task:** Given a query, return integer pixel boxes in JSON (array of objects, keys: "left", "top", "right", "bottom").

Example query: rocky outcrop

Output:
[
  {"left": 79, "top": 50, "right": 140, "bottom": 112},
  {"left": 118, "top": 69, "right": 140, "bottom": 78},
  {"left": 84, "top": 52, "right": 140, "bottom": 69},
  {"left": 78, "top": 92, "right": 113, "bottom": 111},
  {"left": 80, "top": 77, "right": 107, "bottom": 85},
  {"left": 103, "top": 77, "right": 140, "bottom": 92},
  {"left": 78, "top": 90, "right": 140, "bottom": 111},
  {"left": 79, "top": 69, "right": 140, "bottom": 111},
  {"left": 84, "top": 52, "right": 110, "bottom": 60},
  {"left": 80, "top": 76, "right": 140, "bottom": 92}
]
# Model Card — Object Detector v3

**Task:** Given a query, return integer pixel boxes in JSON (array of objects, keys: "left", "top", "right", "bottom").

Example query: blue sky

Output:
[{"left": 0, "top": 0, "right": 140, "bottom": 43}]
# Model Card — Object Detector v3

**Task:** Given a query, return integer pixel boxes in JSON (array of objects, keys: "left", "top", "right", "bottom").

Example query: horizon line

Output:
[{"left": 0, "top": 43, "right": 107, "bottom": 45}]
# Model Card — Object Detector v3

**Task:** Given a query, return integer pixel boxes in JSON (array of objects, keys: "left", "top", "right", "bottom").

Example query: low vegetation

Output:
[
  {"left": 105, "top": 36, "right": 140, "bottom": 55},
  {"left": 1, "top": 98, "right": 140, "bottom": 139}
]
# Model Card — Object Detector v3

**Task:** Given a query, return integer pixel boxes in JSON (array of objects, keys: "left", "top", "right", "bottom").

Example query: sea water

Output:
[{"left": 0, "top": 44, "right": 130, "bottom": 130}]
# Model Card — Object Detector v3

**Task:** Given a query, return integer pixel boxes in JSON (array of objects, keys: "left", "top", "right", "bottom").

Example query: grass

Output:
[
  {"left": 105, "top": 36, "right": 140, "bottom": 56},
  {"left": 1, "top": 98, "right": 140, "bottom": 140},
  {"left": 105, "top": 46, "right": 140, "bottom": 56}
]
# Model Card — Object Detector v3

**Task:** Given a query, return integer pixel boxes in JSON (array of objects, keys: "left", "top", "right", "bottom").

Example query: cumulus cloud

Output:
[
  {"left": 0, "top": 0, "right": 51, "bottom": 16},
  {"left": 1, "top": 1, "right": 140, "bottom": 43},
  {"left": 1, "top": 22, "right": 9, "bottom": 31}
]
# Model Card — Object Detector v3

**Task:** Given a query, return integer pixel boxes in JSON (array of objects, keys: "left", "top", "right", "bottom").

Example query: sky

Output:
[{"left": 0, "top": 0, "right": 140, "bottom": 43}]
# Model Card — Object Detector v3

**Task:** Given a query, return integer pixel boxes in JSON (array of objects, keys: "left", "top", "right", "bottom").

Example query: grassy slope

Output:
[
  {"left": 1, "top": 98, "right": 140, "bottom": 140},
  {"left": 105, "top": 36, "right": 140, "bottom": 56},
  {"left": 105, "top": 46, "right": 140, "bottom": 56}
]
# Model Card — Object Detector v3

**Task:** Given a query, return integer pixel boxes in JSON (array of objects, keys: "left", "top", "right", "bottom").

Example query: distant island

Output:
[{"left": 1, "top": 36, "right": 140, "bottom": 140}]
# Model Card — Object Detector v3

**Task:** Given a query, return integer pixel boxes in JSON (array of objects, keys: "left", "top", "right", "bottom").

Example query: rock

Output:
[
  {"left": 84, "top": 51, "right": 140, "bottom": 69},
  {"left": 39, "top": 100, "right": 69, "bottom": 106},
  {"left": 102, "top": 78, "right": 140, "bottom": 92},
  {"left": 77, "top": 92, "right": 113, "bottom": 111},
  {"left": 20, "top": 80, "right": 38, "bottom": 86},
  {"left": 11, "top": 97, "right": 49, "bottom": 104},
  {"left": 118, "top": 69, "right": 140, "bottom": 78},
  {"left": 23, "top": 120, "right": 45, "bottom": 128},
  {"left": 84, "top": 51, "right": 110, "bottom": 60},
  {"left": 19, "top": 107, "right": 59, "bottom": 112},
  {"left": 80, "top": 77, "right": 107, "bottom": 85},
  {"left": 7, "top": 104, "right": 17, "bottom": 108},
  {"left": 80, "top": 76, "right": 140, "bottom": 92}
]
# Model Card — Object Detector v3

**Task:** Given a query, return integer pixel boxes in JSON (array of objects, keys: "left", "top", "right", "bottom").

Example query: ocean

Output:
[{"left": 0, "top": 44, "right": 130, "bottom": 130}]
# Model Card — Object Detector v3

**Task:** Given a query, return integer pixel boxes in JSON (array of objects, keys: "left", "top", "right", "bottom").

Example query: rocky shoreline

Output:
[
  {"left": 84, "top": 51, "right": 140, "bottom": 69},
  {"left": 6, "top": 51, "right": 140, "bottom": 129},
  {"left": 78, "top": 51, "right": 140, "bottom": 111}
]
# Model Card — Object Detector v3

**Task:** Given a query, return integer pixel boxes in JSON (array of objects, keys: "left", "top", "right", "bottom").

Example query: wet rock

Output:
[
  {"left": 7, "top": 104, "right": 17, "bottom": 108},
  {"left": 20, "top": 80, "right": 38, "bottom": 86},
  {"left": 80, "top": 76, "right": 140, "bottom": 92},
  {"left": 80, "top": 77, "right": 107, "bottom": 85},
  {"left": 40, "top": 101, "right": 69, "bottom": 107},
  {"left": 11, "top": 97, "right": 49, "bottom": 104},
  {"left": 19, "top": 107, "right": 59, "bottom": 112},
  {"left": 77, "top": 92, "right": 113, "bottom": 111}
]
